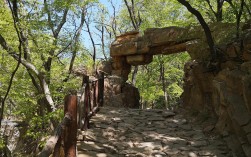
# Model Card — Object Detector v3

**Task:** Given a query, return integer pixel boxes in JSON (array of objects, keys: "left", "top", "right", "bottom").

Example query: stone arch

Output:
[{"left": 110, "top": 27, "right": 196, "bottom": 81}]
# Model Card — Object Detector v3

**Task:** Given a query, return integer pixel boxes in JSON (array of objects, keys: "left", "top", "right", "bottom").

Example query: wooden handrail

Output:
[
  {"left": 39, "top": 72, "right": 104, "bottom": 157},
  {"left": 80, "top": 72, "right": 104, "bottom": 130},
  {"left": 38, "top": 113, "right": 71, "bottom": 157},
  {"left": 39, "top": 94, "right": 77, "bottom": 157}
]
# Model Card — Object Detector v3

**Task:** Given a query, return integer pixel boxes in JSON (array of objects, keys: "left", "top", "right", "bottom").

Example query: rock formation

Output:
[
  {"left": 109, "top": 22, "right": 251, "bottom": 156},
  {"left": 98, "top": 60, "right": 140, "bottom": 108}
]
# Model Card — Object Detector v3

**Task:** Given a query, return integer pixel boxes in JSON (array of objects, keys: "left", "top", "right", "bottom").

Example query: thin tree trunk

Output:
[
  {"left": 236, "top": 0, "right": 245, "bottom": 39},
  {"left": 65, "top": 7, "right": 86, "bottom": 82},
  {"left": 0, "top": 0, "right": 22, "bottom": 128},
  {"left": 225, "top": 0, "right": 244, "bottom": 39},
  {"left": 85, "top": 18, "right": 96, "bottom": 70},
  {"left": 131, "top": 66, "right": 138, "bottom": 85},
  {"left": 160, "top": 59, "right": 168, "bottom": 109},
  {"left": 101, "top": 25, "right": 107, "bottom": 60},
  {"left": 216, "top": 0, "right": 224, "bottom": 22},
  {"left": 124, "top": 0, "right": 142, "bottom": 85},
  {"left": 124, "top": 0, "right": 137, "bottom": 29}
]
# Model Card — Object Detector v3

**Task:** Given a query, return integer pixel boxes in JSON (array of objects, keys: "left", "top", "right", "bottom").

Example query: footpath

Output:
[{"left": 77, "top": 107, "right": 232, "bottom": 157}]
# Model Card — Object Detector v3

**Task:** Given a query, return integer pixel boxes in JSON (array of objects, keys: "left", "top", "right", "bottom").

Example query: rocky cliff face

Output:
[{"left": 183, "top": 24, "right": 251, "bottom": 156}]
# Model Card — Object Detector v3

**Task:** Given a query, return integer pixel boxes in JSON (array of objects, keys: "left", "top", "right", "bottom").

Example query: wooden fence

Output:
[{"left": 39, "top": 72, "right": 104, "bottom": 157}]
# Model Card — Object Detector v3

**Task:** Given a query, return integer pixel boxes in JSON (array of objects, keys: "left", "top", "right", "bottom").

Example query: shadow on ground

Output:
[{"left": 77, "top": 107, "right": 232, "bottom": 157}]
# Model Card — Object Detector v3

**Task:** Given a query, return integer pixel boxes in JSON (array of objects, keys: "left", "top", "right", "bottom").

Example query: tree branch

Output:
[
  {"left": 44, "top": 0, "right": 55, "bottom": 36},
  {"left": 0, "top": 39, "right": 21, "bottom": 129},
  {"left": 54, "top": 8, "right": 69, "bottom": 38},
  {"left": 205, "top": 0, "right": 217, "bottom": 19},
  {"left": 244, "top": 2, "right": 251, "bottom": 16},
  {"left": 236, "top": 0, "right": 244, "bottom": 38},
  {"left": 110, "top": 0, "right": 117, "bottom": 37},
  {"left": 124, "top": 0, "right": 137, "bottom": 30},
  {"left": 85, "top": 17, "right": 96, "bottom": 69},
  {"left": 65, "top": 7, "right": 86, "bottom": 82},
  {"left": 0, "top": 0, "right": 22, "bottom": 128},
  {"left": 0, "top": 35, "right": 55, "bottom": 111},
  {"left": 177, "top": 0, "right": 217, "bottom": 60}
]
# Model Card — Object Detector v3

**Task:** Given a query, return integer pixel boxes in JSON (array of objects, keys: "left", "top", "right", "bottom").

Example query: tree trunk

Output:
[
  {"left": 216, "top": 0, "right": 224, "bottom": 22},
  {"left": 131, "top": 66, "right": 138, "bottom": 86},
  {"left": 160, "top": 60, "right": 168, "bottom": 109}
]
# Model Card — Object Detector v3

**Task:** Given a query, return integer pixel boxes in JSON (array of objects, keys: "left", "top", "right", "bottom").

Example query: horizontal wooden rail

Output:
[{"left": 38, "top": 113, "right": 71, "bottom": 157}]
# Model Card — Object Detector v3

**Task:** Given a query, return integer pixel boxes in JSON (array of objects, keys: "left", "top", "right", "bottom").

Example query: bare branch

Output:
[{"left": 104, "top": 25, "right": 112, "bottom": 39}]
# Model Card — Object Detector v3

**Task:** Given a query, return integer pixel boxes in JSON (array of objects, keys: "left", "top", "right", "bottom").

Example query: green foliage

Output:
[
  {"left": 134, "top": 53, "right": 190, "bottom": 109},
  {"left": 0, "top": 0, "right": 97, "bottom": 154},
  {"left": 0, "top": 139, "right": 4, "bottom": 150}
]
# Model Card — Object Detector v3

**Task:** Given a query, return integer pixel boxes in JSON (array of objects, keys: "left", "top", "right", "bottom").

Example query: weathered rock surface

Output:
[
  {"left": 77, "top": 107, "right": 232, "bottom": 157},
  {"left": 182, "top": 26, "right": 251, "bottom": 156},
  {"left": 99, "top": 59, "right": 140, "bottom": 109},
  {"left": 103, "top": 76, "right": 140, "bottom": 108}
]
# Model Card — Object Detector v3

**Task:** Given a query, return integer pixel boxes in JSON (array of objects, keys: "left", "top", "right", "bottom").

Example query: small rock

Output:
[
  {"left": 188, "top": 152, "right": 198, "bottom": 157},
  {"left": 203, "top": 125, "right": 215, "bottom": 132},
  {"left": 135, "top": 153, "right": 147, "bottom": 157},
  {"left": 192, "top": 133, "right": 204, "bottom": 140},
  {"left": 111, "top": 117, "right": 122, "bottom": 122},
  {"left": 180, "top": 125, "right": 192, "bottom": 130},
  {"left": 179, "top": 146, "right": 190, "bottom": 151},
  {"left": 162, "top": 111, "right": 175, "bottom": 118},
  {"left": 221, "top": 131, "right": 229, "bottom": 137},
  {"left": 147, "top": 116, "right": 165, "bottom": 121},
  {"left": 77, "top": 134, "right": 84, "bottom": 140},
  {"left": 190, "top": 140, "right": 208, "bottom": 147}
]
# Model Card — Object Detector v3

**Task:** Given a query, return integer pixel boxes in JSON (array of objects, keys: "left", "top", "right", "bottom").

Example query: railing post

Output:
[
  {"left": 98, "top": 72, "right": 104, "bottom": 107},
  {"left": 93, "top": 81, "right": 97, "bottom": 108},
  {"left": 82, "top": 76, "right": 90, "bottom": 130},
  {"left": 79, "top": 75, "right": 88, "bottom": 130},
  {"left": 64, "top": 94, "right": 77, "bottom": 157}
]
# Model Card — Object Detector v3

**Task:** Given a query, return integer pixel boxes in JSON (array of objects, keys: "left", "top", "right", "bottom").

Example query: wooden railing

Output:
[
  {"left": 79, "top": 72, "right": 104, "bottom": 130},
  {"left": 39, "top": 72, "right": 104, "bottom": 157}
]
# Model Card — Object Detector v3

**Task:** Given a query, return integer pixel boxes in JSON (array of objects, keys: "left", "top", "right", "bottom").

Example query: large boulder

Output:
[
  {"left": 103, "top": 76, "right": 140, "bottom": 109},
  {"left": 121, "top": 83, "right": 140, "bottom": 108}
]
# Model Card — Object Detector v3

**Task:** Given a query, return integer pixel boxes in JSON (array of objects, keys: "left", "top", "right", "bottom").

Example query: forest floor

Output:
[{"left": 77, "top": 106, "right": 232, "bottom": 157}]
